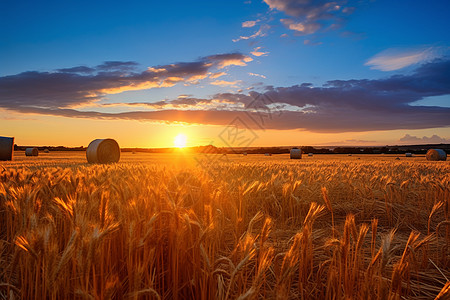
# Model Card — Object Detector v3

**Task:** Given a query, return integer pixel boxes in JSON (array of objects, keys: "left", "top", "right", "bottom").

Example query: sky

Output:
[{"left": 1, "top": 0, "right": 449, "bottom": 148}]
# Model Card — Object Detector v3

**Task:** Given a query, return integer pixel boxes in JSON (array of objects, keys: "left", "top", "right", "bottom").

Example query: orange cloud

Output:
[
  {"left": 251, "top": 47, "right": 269, "bottom": 57},
  {"left": 210, "top": 80, "right": 240, "bottom": 86},
  {"left": 210, "top": 72, "right": 227, "bottom": 79},
  {"left": 217, "top": 57, "right": 253, "bottom": 69}
]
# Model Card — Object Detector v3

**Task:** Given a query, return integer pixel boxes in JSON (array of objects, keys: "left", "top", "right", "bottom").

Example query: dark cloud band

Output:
[{"left": 0, "top": 57, "right": 449, "bottom": 133}]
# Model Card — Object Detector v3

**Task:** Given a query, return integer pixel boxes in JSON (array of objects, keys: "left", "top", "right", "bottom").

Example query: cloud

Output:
[
  {"left": 398, "top": 134, "right": 450, "bottom": 144},
  {"left": 210, "top": 80, "right": 240, "bottom": 86},
  {"left": 95, "top": 61, "right": 139, "bottom": 71},
  {"left": 57, "top": 66, "right": 95, "bottom": 74},
  {"left": 210, "top": 72, "right": 227, "bottom": 79},
  {"left": 264, "top": 0, "right": 354, "bottom": 35},
  {"left": 365, "top": 47, "right": 443, "bottom": 71},
  {"left": 207, "top": 53, "right": 253, "bottom": 68},
  {"left": 233, "top": 25, "right": 270, "bottom": 42},
  {"left": 177, "top": 94, "right": 192, "bottom": 98},
  {"left": 249, "top": 72, "right": 267, "bottom": 79},
  {"left": 1, "top": 58, "right": 450, "bottom": 132},
  {"left": 264, "top": 0, "right": 345, "bottom": 18},
  {"left": 280, "top": 18, "right": 321, "bottom": 35},
  {"left": 101, "top": 96, "right": 246, "bottom": 111},
  {"left": 251, "top": 47, "right": 269, "bottom": 57},
  {"left": 242, "top": 20, "right": 259, "bottom": 28},
  {"left": 0, "top": 53, "right": 251, "bottom": 109}
]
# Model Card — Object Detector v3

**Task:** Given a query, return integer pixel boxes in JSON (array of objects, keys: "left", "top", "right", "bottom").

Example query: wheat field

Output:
[{"left": 1, "top": 152, "right": 449, "bottom": 299}]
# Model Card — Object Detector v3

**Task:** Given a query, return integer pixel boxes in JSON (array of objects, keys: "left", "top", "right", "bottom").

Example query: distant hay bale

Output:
[
  {"left": 290, "top": 148, "right": 302, "bottom": 159},
  {"left": 25, "top": 147, "right": 39, "bottom": 156},
  {"left": 0, "top": 136, "right": 14, "bottom": 161},
  {"left": 44, "top": 149, "right": 50, "bottom": 153},
  {"left": 348, "top": 154, "right": 352, "bottom": 156},
  {"left": 308, "top": 153, "right": 313, "bottom": 157},
  {"left": 405, "top": 153, "right": 413, "bottom": 157},
  {"left": 426, "top": 149, "right": 447, "bottom": 161},
  {"left": 86, "top": 139, "right": 120, "bottom": 164},
  {"left": 243, "top": 152, "right": 247, "bottom": 156},
  {"left": 264, "top": 153, "right": 271, "bottom": 156}
]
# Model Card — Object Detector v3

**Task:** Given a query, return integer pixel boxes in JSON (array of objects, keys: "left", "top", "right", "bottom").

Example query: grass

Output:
[{"left": 0, "top": 152, "right": 449, "bottom": 299}]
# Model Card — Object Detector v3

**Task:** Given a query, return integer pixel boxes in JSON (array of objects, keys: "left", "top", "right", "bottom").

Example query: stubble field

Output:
[{"left": 1, "top": 152, "right": 449, "bottom": 299}]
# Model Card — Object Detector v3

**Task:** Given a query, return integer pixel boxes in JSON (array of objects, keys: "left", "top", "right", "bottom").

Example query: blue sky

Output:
[{"left": 1, "top": 0, "right": 449, "bottom": 147}]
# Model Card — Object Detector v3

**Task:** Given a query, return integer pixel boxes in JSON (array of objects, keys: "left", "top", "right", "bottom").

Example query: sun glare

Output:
[{"left": 174, "top": 133, "right": 187, "bottom": 148}]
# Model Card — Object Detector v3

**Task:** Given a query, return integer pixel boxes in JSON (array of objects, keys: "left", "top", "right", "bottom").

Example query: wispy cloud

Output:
[
  {"left": 249, "top": 72, "right": 267, "bottom": 79},
  {"left": 250, "top": 47, "right": 269, "bottom": 57},
  {"left": 210, "top": 80, "right": 240, "bottom": 86},
  {"left": 280, "top": 18, "right": 321, "bottom": 35},
  {"left": 232, "top": 25, "right": 270, "bottom": 42},
  {"left": 242, "top": 20, "right": 259, "bottom": 28},
  {"left": 398, "top": 134, "right": 450, "bottom": 144},
  {"left": 209, "top": 72, "right": 227, "bottom": 79},
  {"left": 365, "top": 47, "right": 443, "bottom": 71}
]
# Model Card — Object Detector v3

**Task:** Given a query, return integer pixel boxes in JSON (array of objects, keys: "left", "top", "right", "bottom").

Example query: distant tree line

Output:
[
  {"left": 14, "top": 144, "right": 449, "bottom": 154},
  {"left": 14, "top": 145, "right": 86, "bottom": 151}
]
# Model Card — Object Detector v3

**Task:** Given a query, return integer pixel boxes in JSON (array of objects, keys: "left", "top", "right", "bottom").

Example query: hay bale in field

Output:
[
  {"left": 290, "top": 147, "right": 302, "bottom": 159},
  {"left": 243, "top": 152, "right": 247, "bottom": 156},
  {"left": 426, "top": 149, "right": 447, "bottom": 161},
  {"left": 44, "top": 149, "right": 50, "bottom": 153},
  {"left": 264, "top": 153, "right": 271, "bottom": 156},
  {"left": 86, "top": 139, "right": 120, "bottom": 164},
  {"left": 25, "top": 147, "right": 39, "bottom": 156},
  {"left": 308, "top": 153, "right": 313, "bottom": 157},
  {"left": 405, "top": 153, "right": 413, "bottom": 157},
  {"left": 0, "top": 136, "right": 14, "bottom": 161}
]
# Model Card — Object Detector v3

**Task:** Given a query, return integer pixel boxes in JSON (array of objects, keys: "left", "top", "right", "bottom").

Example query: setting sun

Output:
[{"left": 174, "top": 133, "right": 187, "bottom": 148}]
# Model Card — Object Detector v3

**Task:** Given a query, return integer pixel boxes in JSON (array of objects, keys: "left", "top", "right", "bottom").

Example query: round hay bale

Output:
[
  {"left": 86, "top": 139, "right": 120, "bottom": 164},
  {"left": 405, "top": 153, "right": 413, "bottom": 157},
  {"left": 308, "top": 153, "right": 313, "bottom": 157},
  {"left": 264, "top": 153, "right": 272, "bottom": 156},
  {"left": 44, "top": 149, "right": 50, "bottom": 153},
  {"left": 290, "top": 148, "right": 302, "bottom": 159},
  {"left": 426, "top": 149, "right": 447, "bottom": 161},
  {"left": 0, "top": 136, "right": 14, "bottom": 161},
  {"left": 25, "top": 147, "right": 39, "bottom": 156}
]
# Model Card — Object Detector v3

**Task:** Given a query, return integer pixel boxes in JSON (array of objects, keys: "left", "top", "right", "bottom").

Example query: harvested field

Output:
[{"left": 1, "top": 152, "right": 449, "bottom": 299}]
